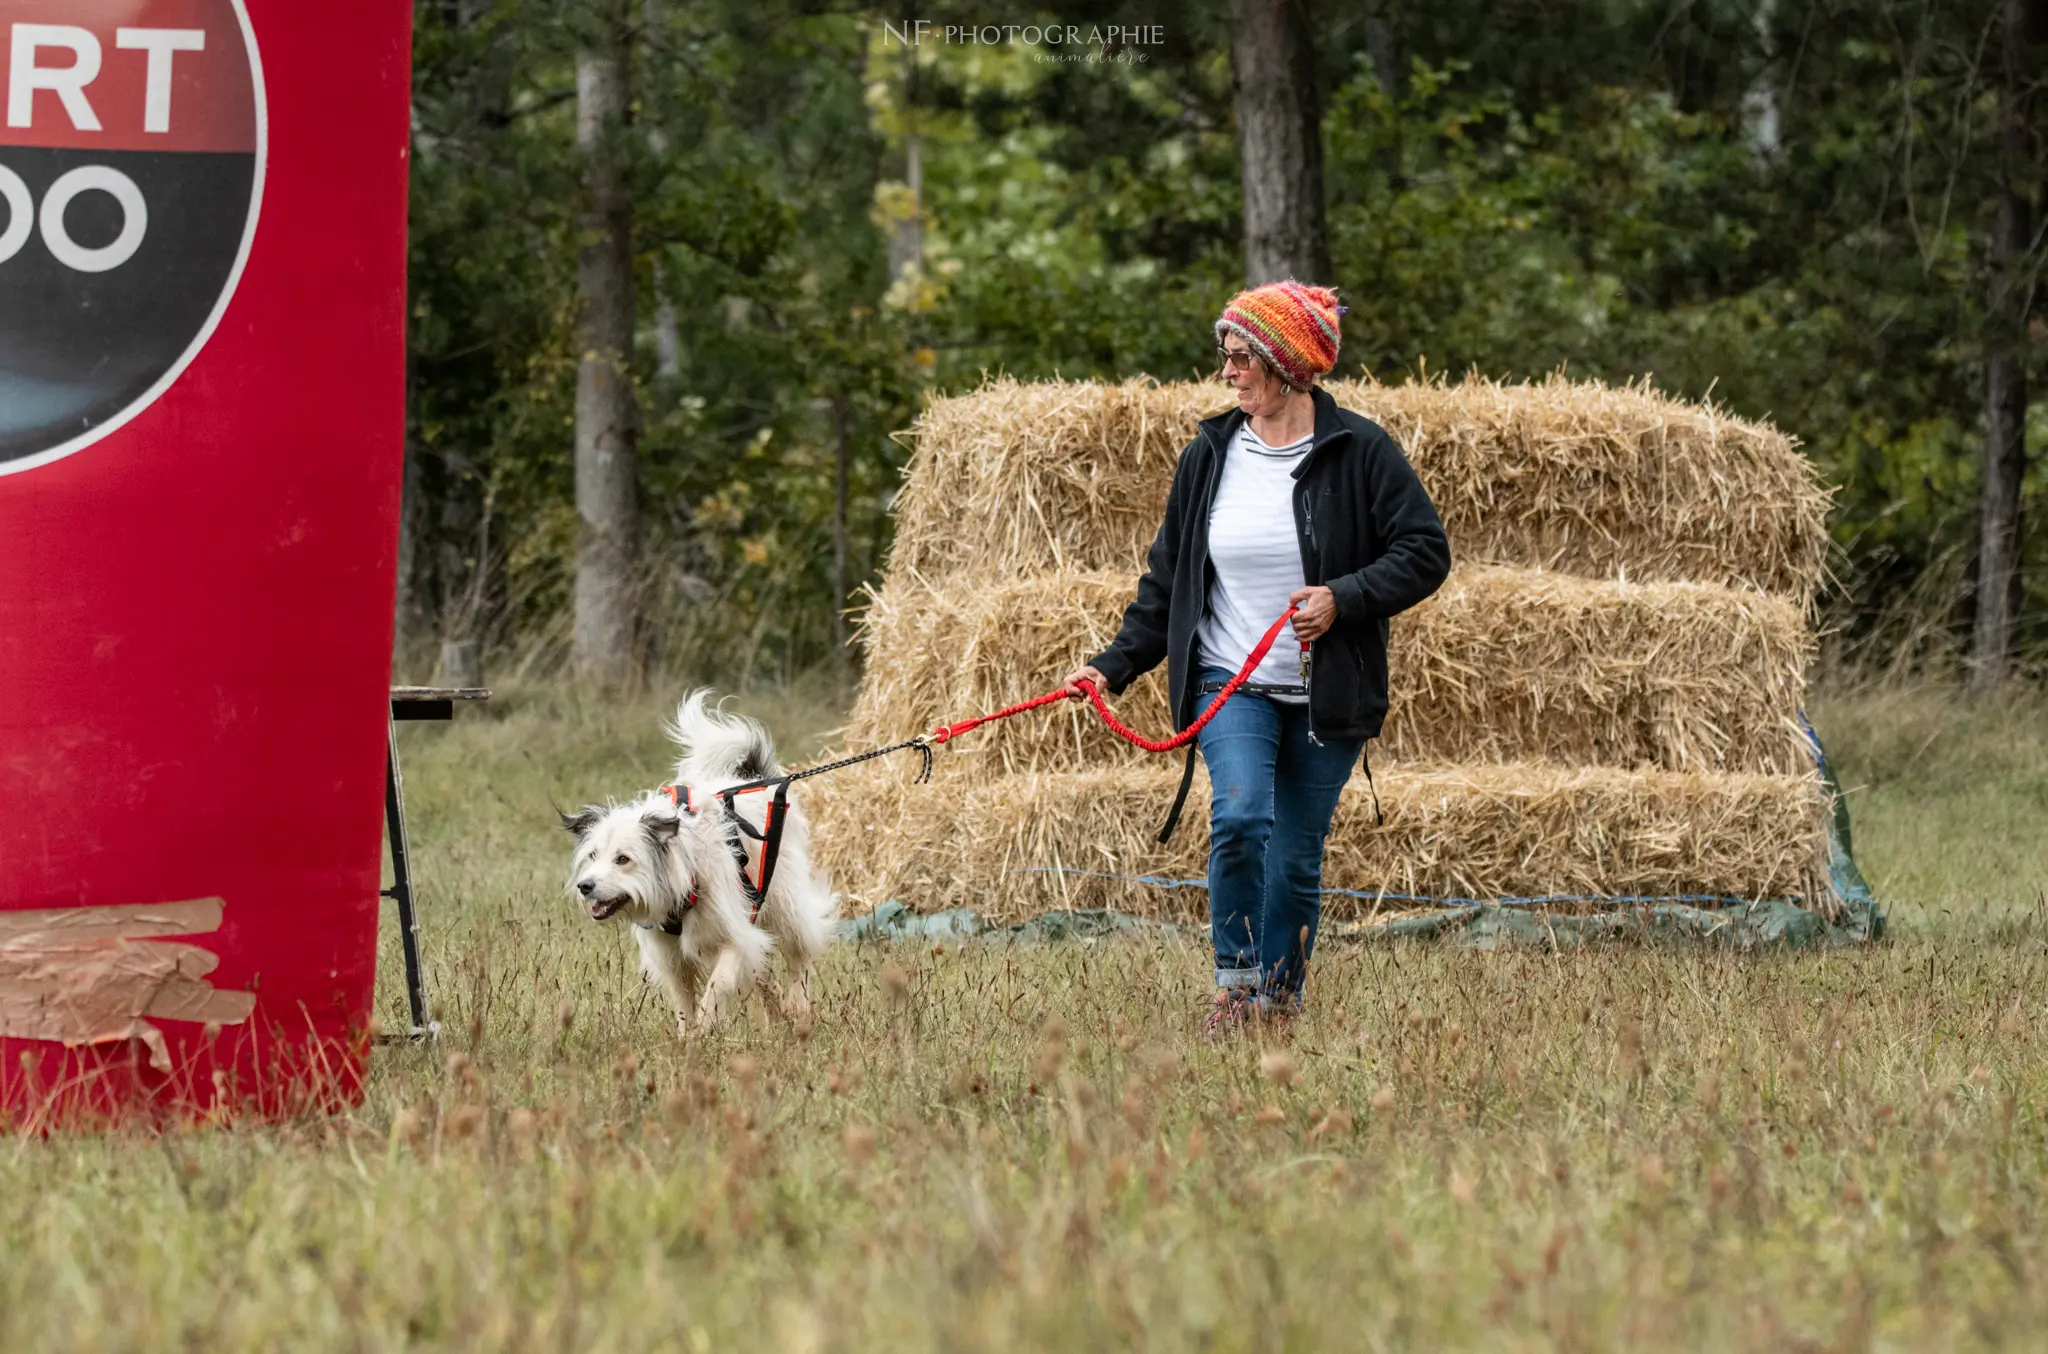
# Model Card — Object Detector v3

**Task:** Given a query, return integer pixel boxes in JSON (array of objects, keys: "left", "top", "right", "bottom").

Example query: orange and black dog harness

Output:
[{"left": 641, "top": 778, "right": 792, "bottom": 936}]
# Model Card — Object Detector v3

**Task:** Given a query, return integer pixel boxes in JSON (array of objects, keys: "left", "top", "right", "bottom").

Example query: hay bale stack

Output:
[
  {"left": 810, "top": 373, "right": 1837, "bottom": 922},
  {"left": 888, "top": 374, "right": 1831, "bottom": 601},
  {"left": 849, "top": 565, "right": 1813, "bottom": 776},
  {"left": 809, "top": 759, "right": 1830, "bottom": 924}
]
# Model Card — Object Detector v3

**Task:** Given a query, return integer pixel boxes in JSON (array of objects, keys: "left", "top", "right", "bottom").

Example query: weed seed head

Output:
[
  {"left": 1309, "top": 1108, "right": 1352, "bottom": 1139},
  {"left": 1259, "top": 1049, "right": 1298, "bottom": 1087}
]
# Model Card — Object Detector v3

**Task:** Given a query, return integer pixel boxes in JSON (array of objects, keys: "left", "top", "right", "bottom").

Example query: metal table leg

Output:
[{"left": 382, "top": 719, "right": 435, "bottom": 1039}]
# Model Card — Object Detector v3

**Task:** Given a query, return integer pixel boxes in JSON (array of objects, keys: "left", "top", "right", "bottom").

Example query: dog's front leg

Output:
[
  {"left": 779, "top": 959, "right": 815, "bottom": 1032},
  {"left": 672, "top": 970, "right": 705, "bottom": 1040},
  {"left": 693, "top": 946, "right": 748, "bottom": 1031},
  {"left": 634, "top": 929, "right": 698, "bottom": 1038}
]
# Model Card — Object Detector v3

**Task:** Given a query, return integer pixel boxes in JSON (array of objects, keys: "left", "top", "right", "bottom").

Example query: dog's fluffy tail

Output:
[{"left": 669, "top": 690, "right": 782, "bottom": 784}]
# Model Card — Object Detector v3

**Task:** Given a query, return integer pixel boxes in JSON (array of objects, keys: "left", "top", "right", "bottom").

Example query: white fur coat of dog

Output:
[{"left": 562, "top": 692, "right": 838, "bottom": 1035}]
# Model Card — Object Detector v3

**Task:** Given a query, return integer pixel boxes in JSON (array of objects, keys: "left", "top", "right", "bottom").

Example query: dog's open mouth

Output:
[{"left": 586, "top": 896, "right": 627, "bottom": 921}]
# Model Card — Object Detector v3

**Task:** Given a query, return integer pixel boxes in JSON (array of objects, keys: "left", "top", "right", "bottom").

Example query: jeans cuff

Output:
[{"left": 1214, "top": 966, "right": 1260, "bottom": 989}]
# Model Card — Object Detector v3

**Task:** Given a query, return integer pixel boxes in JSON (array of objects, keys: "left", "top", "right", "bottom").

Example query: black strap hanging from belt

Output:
[
  {"left": 1361, "top": 742, "right": 1383, "bottom": 826},
  {"left": 1160, "top": 676, "right": 1309, "bottom": 844},
  {"left": 1162, "top": 676, "right": 1300, "bottom": 844},
  {"left": 1162, "top": 678, "right": 1383, "bottom": 838},
  {"left": 1156, "top": 742, "right": 1199, "bottom": 844}
]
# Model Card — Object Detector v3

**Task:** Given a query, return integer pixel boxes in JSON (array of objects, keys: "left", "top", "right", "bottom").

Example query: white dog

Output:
[{"left": 562, "top": 692, "right": 837, "bottom": 1036}]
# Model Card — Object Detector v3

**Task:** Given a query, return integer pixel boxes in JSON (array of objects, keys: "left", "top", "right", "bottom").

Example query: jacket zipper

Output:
[
  {"left": 1295, "top": 473, "right": 1323, "bottom": 745},
  {"left": 1183, "top": 426, "right": 1229, "bottom": 730}
]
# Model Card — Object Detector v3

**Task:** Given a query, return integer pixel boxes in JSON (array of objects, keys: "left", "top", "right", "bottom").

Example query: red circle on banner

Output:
[{"left": 0, "top": 0, "right": 265, "bottom": 474}]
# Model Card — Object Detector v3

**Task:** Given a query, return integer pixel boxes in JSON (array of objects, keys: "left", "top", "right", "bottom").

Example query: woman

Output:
[{"left": 1063, "top": 279, "right": 1451, "bottom": 1033}]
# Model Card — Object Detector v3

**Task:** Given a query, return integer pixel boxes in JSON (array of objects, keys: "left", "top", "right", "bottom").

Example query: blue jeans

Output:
[{"left": 1195, "top": 666, "right": 1365, "bottom": 1009}]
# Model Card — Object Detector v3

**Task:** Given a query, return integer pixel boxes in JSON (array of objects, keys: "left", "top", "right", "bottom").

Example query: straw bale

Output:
[
  {"left": 846, "top": 564, "right": 1812, "bottom": 776},
  {"left": 887, "top": 374, "right": 1830, "bottom": 600},
  {"left": 806, "top": 757, "right": 1831, "bottom": 926},
  {"left": 839, "top": 372, "right": 1837, "bottom": 933}
]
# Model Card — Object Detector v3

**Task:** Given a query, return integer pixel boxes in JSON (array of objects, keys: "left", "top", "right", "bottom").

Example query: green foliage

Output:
[
  {"left": 405, "top": 0, "right": 2046, "bottom": 678},
  {"left": 404, "top": 0, "right": 922, "bottom": 681},
  {"left": 874, "top": 17, "right": 1242, "bottom": 385},
  {"left": 1310, "top": 14, "right": 2041, "bottom": 662}
]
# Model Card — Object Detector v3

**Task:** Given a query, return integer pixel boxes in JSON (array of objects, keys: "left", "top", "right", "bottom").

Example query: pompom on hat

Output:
[{"left": 1214, "top": 279, "right": 1347, "bottom": 390}]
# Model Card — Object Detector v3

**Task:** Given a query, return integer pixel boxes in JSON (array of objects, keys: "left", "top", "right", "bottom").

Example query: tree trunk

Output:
[
  {"left": 652, "top": 260, "right": 682, "bottom": 380},
  {"left": 888, "top": 132, "right": 923, "bottom": 284},
  {"left": 396, "top": 437, "right": 425, "bottom": 661},
  {"left": 1363, "top": 4, "right": 1401, "bottom": 98},
  {"left": 1741, "top": 0, "right": 1782, "bottom": 165},
  {"left": 397, "top": 340, "right": 425, "bottom": 661},
  {"left": 831, "top": 391, "right": 851, "bottom": 667},
  {"left": 642, "top": 0, "right": 681, "bottom": 383},
  {"left": 573, "top": 31, "right": 641, "bottom": 687},
  {"left": 1971, "top": 0, "right": 2036, "bottom": 691},
  {"left": 887, "top": 43, "right": 923, "bottom": 287},
  {"left": 1231, "top": 0, "right": 1331, "bottom": 286}
]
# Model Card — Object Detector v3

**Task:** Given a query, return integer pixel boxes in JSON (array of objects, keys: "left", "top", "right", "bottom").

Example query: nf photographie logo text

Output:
[{"left": 880, "top": 19, "right": 1165, "bottom": 48}]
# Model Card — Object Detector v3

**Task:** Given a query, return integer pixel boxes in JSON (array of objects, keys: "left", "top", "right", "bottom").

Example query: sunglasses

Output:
[{"left": 1216, "top": 346, "right": 1262, "bottom": 372}]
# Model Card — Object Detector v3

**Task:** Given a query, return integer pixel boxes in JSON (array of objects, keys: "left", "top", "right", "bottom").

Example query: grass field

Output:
[{"left": 4, "top": 679, "right": 2048, "bottom": 1351}]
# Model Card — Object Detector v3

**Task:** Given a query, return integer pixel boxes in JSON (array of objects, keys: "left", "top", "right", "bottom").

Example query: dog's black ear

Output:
[
  {"left": 561, "top": 806, "right": 602, "bottom": 837},
  {"left": 641, "top": 809, "right": 682, "bottom": 844}
]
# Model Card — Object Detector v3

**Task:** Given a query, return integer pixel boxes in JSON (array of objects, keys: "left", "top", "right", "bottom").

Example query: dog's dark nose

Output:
[{"left": 577, "top": 878, "right": 596, "bottom": 897}]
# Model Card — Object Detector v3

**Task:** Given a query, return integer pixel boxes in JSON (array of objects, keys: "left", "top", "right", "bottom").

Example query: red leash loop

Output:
[{"left": 923, "top": 605, "right": 1303, "bottom": 751}]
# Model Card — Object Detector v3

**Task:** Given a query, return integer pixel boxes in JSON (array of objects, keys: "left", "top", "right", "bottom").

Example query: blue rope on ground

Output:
[{"left": 1001, "top": 866, "right": 1801, "bottom": 910}]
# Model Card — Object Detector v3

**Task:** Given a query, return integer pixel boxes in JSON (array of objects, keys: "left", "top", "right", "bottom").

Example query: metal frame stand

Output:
[
  {"left": 379, "top": 686, "right": 489, "bottom": 1044},
  {"left": 381, "top": 719, "right": 436, "bottom": 1040}
]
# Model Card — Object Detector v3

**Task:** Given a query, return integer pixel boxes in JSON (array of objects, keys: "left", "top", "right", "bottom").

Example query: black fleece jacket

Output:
[{"left": 1087, "top": 385, "right": 1452, "bottom": 743}]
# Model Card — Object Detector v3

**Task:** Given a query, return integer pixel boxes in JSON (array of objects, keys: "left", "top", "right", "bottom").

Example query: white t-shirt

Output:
[{"left": 1197, "top": 422, "right": 1311, "bottom": 695}]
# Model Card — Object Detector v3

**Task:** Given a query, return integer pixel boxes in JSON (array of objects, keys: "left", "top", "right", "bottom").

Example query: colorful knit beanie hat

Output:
[{"left": 1214, "top": 279, "right": 1346, "bottom": 389}]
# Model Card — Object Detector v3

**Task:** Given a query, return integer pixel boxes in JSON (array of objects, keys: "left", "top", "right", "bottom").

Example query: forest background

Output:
[{"left": 399, "top": 0, "right": 2048, "bottom": 691}]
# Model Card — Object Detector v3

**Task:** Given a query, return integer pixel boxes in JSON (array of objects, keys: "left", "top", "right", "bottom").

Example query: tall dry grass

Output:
[{"left": 1, "top": 679, "right": 2045, "bottom": 1352}]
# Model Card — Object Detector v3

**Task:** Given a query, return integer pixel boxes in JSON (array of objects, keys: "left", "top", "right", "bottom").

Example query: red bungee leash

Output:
[
  {"left": 686, "top": 606, "right": 1307, "bottom": 854},
  {"left": 923, "top": 605, "right": 1304, "bottom": 753},
  {"left": 917, "top": 604, "right": 1308, "bottom": 843}
]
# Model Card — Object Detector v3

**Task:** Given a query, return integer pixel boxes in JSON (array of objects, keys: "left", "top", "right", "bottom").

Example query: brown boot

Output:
[{"left": 1205, "top": 987, "right": 1258, "bottom": 1039}]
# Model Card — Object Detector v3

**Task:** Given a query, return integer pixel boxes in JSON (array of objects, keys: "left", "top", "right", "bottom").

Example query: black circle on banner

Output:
[{"left": 0, "top": 1, "right": 266, "bottom": 475}]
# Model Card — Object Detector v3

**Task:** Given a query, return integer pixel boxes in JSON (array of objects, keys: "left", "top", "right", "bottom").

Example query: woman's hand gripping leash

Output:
[{"left": 1285, "top": 582, "right": 1336, "bottom": 703}]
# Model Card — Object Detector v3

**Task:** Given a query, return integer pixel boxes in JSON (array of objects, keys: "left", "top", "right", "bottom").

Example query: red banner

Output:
[{"left": 0, "top": 0, "right": 411, "bottom": 1120}]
